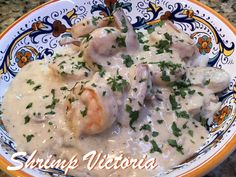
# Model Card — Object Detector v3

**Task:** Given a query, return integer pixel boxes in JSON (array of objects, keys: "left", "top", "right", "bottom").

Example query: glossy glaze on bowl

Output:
[{"left": 0, "top": 0, "right": 235, "bottom": 176}]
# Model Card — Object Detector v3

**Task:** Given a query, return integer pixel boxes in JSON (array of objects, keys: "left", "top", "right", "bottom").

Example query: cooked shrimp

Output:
[
  {"left": 71, "top": 16, "right": 114, "bottom": 39},
  {"left": 148, "top": 59, "right": 186, "bottom": 86},
  {"left": 119, "top": 64, "right": 150, "bottom": 127},
  {"left": 66, "top": 73, "right": 118, "bottom": 135},
  {"left": 48, "top": 52, "right": 93, "bottom": 82},
  {"left": 113, "top": 8, "right": 139, "bottom": 51},
  {"left": 186, "top": 67, "right": 230, "bottom": 93},
  {"left": 148, "top": 21, "right": 196, "bottom": 60}
]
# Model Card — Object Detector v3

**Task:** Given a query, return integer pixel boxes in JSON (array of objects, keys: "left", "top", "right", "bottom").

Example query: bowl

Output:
[{"left": 0, "top": 0, "right": 235, "bottom": 176}]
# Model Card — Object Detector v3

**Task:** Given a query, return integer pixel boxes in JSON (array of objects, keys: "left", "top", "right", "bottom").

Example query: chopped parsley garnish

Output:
[
  {"left": 140, "top": 124, "right": 151, "bottom": 131},
  {"left": 143, "top": 45, "right": 150, "bottom": 51},
  {"left": 167, "top": 139, "right": 184, "bottom": 155},
  {"left": 175, "top": 110, "right": 190, "bottom": 119},
  {"left": 107, "top": 75, "right": 128, "bottom": 92},
  {"left": 171, "top": 122, "right": 182, "bottom": 137},
  {"left": 78, "top": 51, "right": 84, "bottom": 58},
  {"left": 80, "top": 107, "right": 88, "bottom": 117},
  {"left": 164, "top": 33, "right": 172, "bottom": 42},
  {"left": 26, "top": 102, "right": 33, "bottom": 109},
  {"left": 102, "top": 91, "right": 106, "bottom": 96},
  {"left": 60, "top": 86, "right": 68, "bottom": 91},
  {"left": 147, "top": 27, "right": 155, "bottom": 34},
  {"left": 188, "top": 130, "right": 193, "bottom": 137},
  {"left": 73, "top": 61, "right": 90, "bottom": 71},
  {"left": 182, "top": 122, "right": 189, "bottom": 129},
  {"left": 116, "top": 35, "right": 126, "bottom": 47},
  {"left": 152, "top": 131, "right": 159, "bottom": 137},
  {"left": 121, "top": 54, "right": 134, "bottom": 67},
  {"left": 45, "top": 111, "right": 56, "bottom": 115},
  {"left": 150, "top": 61, "right": 181, "bottom": 82},
  {"left": 155, "top": 107, "right": 160, "bottom": 112},
  {"left": 143, "top": 135, "right": 149, "bottom": 142},
  {"left": 43, "top": 95, "right": 49, "bottom": 99},
  {"left": 153, "top": 39, "right": 172, "bottom": 54},
  {"left": 169, "top": 95, "right": 181, "bottom": 110},
  {"left": 198, "top": 92, "right": 204, "bottom": 96},
  {"left": 125, "top": 104, "right": 139, "bottom": 131},
  {"left": 24, "top": 134, "right": 34, "bottom": 142},
  {"left": 157, "top": 120, "right": 164, "bottom": 124},
  {"left": 92, "top": 16, "right": 101, "bottom": 26},
  {"left": 105, "top": 28, "right": 115, "bottom": 34},
  {"left": 121, "top": 17, "right": 128, "bottom": 33},
  {"left": 33, "top": 85, "right": 41, "bottom": 91},
  {"left": 150, "top": 140, "right": 162, "bottom": 153},
  {"left": 45, "top": 89, "right": 59, "bottom": 112},
  {"left": 137, "top": 32, "right": 147, "bottom": 44},
  {"left": 204, "top": 79, "right": 210, "bottom": 86},
  {"left": 200, "top": 116, "right": 207, "bottom": 127},
  {"left": 24, "top": 115, "right": 30, "bottom": 124},
  {"left": 170, "top": 79, "right": 194, "bottom": 99},
  {"left": 83, "top": 34, "right": 93, "bottom": 43},
  {"left": 26, "top": 79, "right": 35, "bottom": 85}
]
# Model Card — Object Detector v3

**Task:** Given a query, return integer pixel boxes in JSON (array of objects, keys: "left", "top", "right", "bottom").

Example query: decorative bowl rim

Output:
[{"left": 0, "top": 0, "right": 235, "bottom": 177}]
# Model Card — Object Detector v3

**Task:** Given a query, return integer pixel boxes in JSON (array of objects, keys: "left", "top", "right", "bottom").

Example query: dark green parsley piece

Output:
[
  {"left": 167, "top": 139, "right": 184, "bottom": 155},
  {"left": 175, "top": 111, "right": 190, "bottom": 119},
  {"left": 147, "top": 27, "right": 155, "bottom": 34},
  {"left": 140, "top": 124, "right": 151, "bottom": 131},
  {"left": 171, "top": 122, "right": 182, "bottom": 137},
  {"left": 188, "top": 130, "right": 193, "bottom": 137},
  {"left": 80, "top": 107, "right": 88, "bottom": 117},
  {"left": 125, "top": 104, "right": 139, "bottom": 131},
  {"left": 121, "top": 17, "right": 128, "bottom": 33},
  {"left": 143, "top": 45, "right": 150, "bottom": 51},
  {"left": 26, "top": 79, "right": 35, "bottom": 85},
  {"left": 152, "top": 131, "right": 159, "bottom": 137},
  {"left": 150, "top": 140, "right": 162, "bottom": 153},
  {"left": 24, "top": 115, "right": 30, "bottom": 124},
  {"left": 121, "top": 54, "right": 134, "bottom": 68},
  {"left": 169, "top": 95, "right": 181, "bottom": 110},
  {"left": 143, "top": 135, "right": 149, "bottom": 142},
  {"left": 116, "top": 35, "right": 126, "bottom": 47},
  {"left": 24, "top": 134, "right": 34, "bottom": 142},
  {"left": 157, "top": 120, "right": 164, "bottom": 124},
  {"left": 26, "top": 102, "right": 33, "bottom": 109},
  {"left": 33, "top": 85, "right": 41, "bottom": 91},
  {"left": 204, "top": 79, "right": 210, "bottom": 86},
  {"left": 107, "top": 75, "right": 128, "bottom": 92}
]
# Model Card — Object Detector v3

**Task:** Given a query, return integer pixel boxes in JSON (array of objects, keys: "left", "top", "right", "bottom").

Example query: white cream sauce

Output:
[{"left": 2, "top": 16, "right": 230, "bottom": 177}]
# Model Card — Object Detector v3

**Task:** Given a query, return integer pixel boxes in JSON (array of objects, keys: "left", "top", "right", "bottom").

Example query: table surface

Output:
[{"left": 0, "top": 0, "right": 235, "bottom": 177}]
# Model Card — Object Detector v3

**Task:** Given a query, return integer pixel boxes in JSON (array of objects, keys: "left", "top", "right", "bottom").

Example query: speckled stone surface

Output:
[{"left": 0, "top": 0, "right": 235, "bottom": 177}]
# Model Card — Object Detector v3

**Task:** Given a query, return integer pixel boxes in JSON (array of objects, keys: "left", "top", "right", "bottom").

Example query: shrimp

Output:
[
  {"left": 148, "top": 59, "right": 186, "bottom": 87},
  {"left": 148, "top": 21, "right": 196, "bottom": 60},
  {"left": 48, "top": 52, "right": 93, "bottom": 82},
  {"left": 66, "top": 73, "right": 118, "bottom": 135},
  {"left": 73, "top": 8, "right": 139, "bottom": 70},
  {"left": 71, "top": 16, "right": 114, "bottom": 39},
  {"left": 113, "top": 8, "right": 139, "bottom": 51},
  {"left": 186, "top": 67, "right": 230, "bottom": 93},
  {"left": 119, "top": 64, "right": 150, "bottom": 127},
  {"left": 82, "top": 27, "right": 124, "bottom": 69}
]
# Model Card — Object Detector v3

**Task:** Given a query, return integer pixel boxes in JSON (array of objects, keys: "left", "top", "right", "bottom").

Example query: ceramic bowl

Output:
[{"left": 0, "top": 0, "right": 235, "bottom": 176}]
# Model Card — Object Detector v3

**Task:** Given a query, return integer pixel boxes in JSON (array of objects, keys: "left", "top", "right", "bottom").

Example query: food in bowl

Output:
[{"left": 1, "top": 7, "right": 230, "bottom": 177}]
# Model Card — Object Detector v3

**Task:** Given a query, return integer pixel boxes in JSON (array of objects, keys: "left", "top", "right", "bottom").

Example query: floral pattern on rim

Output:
[
  {"left": 15, "top": 49, "right": 34, "bottom": 68},
  {"left": 52, "top": 20, "right": 67, "bottom": 37},
  {"left": 196, "top": 35, "right": 213, "bottom": 55}
]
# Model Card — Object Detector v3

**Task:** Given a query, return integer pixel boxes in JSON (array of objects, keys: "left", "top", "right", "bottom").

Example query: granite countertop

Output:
[{"left": 0, "top": 0, "right": 235, "bottom": 177}]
